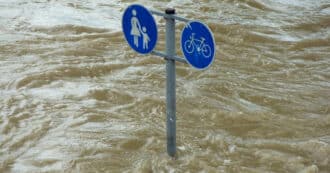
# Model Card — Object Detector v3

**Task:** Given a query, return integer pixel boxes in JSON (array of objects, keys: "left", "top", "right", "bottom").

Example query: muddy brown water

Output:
[{"left": 0, "top": 0, "right": 329, "bottom": 172}]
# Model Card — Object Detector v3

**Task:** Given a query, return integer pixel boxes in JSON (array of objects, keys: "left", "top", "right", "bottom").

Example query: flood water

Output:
[{"left": 1, "top": 0, "right": 330, "bottom": 172}]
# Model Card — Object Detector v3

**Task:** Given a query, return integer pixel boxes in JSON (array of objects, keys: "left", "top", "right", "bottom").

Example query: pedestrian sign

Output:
[
  {"left": 181, "top": 21, "right": 215, "bottom": 70},
  {"left": 122, "top": 4, "right": 158, "bottom": 54}
]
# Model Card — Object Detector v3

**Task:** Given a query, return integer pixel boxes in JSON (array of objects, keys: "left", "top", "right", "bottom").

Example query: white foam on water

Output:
[
  {"left": 27, "top": 81, "right": 92, "bottom": 100},
  {"left": 0, "top": 0, "right": 125, "bottom": 32},
  {"left": 37, "top": 5, "right": 117, "bottom": 30}
]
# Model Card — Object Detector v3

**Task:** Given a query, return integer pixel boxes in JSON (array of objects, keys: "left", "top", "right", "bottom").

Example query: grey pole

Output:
[{"left": 165, "top": 8, "right": 176, "bottom": 157}]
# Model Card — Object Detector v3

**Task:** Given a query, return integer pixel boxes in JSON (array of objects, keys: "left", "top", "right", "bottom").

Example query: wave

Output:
[
  {"left": 240, "top": 0, "right": 275, "bottom": 11},
  {"left": 30, "top": 25, "right": 110, "bottom": 35},
  {"left": 286, "top": 17, "right": 330, "bottom": 32},
  {"left": 290, "top": 37, "right": 330, "bottom": 50},
  {"left": 14, "top": 63, "right": 128, "bottom": 89}
]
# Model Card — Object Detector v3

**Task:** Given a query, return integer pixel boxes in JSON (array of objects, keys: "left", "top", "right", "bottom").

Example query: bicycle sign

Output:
[
  {"left": 181, "top": 21, "right": 215, "bottom": 70},
  {"left": 184, "top": 33, "right": 212, "bottom": 58}
]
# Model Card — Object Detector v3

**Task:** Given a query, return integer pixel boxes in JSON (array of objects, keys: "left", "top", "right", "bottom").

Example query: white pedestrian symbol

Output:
[
  {"left": 141, "top": 27, "right": 150, "bottom": 49},
  {"left": 130, "top": 9, "right": 141, "bottom": 47},
  {"left": 130, "top": 9, "right": 150, "bottom": 49}
]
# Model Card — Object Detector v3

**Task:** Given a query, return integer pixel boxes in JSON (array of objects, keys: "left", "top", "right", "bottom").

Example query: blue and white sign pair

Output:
[{"left": 122, "top": 4, "right": 216, "bottom": 70}]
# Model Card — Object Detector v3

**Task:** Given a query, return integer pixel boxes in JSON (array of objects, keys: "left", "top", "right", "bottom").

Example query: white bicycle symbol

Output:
[{"left": 184, "top": 33, "right": 211, "bottom": 58}]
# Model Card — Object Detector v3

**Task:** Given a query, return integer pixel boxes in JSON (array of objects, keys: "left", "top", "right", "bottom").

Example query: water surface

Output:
[{"left": 0, "top": 0, "right": 329, "bottom": 172}]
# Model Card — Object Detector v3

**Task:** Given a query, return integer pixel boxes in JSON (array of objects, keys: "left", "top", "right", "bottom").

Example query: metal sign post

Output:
[
  {"left": 164, "top": 8, "right": 176, "bottom": 157},
  {"left": 122, "top": 4, "right": 216, "bottom": 157}
]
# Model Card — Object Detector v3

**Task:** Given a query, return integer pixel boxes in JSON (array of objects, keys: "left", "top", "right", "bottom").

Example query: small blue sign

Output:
[
  {"left": 122, "top": 4, "right": 157, "bottom": 54},
  {"left": 181, "top": 21, "right": 215, "bottom": 70}
]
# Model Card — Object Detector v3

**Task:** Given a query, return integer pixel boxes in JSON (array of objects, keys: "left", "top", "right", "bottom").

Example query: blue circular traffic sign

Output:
[
  {"left": 122, "top": 4, "right": 158, "bottom": 54},
  {"left": 181, "top": 21, "right": 215, "bottom": 70}
]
